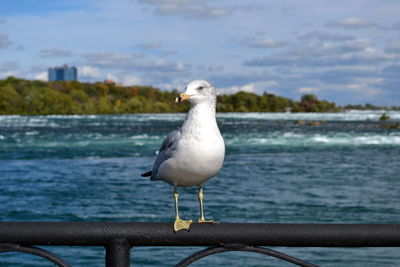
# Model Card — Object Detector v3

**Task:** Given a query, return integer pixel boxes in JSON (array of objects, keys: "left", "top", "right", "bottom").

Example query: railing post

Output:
[{"left": 105, "top": 239, "right": 131, "bottom": 267}]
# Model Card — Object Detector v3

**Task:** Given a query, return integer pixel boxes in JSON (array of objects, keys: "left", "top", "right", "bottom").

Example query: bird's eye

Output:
[{"left": 198, "top": 86, "right": 204, "bottom": 90}]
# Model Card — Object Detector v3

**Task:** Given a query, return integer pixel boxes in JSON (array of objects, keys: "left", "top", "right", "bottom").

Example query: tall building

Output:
[{"left": 48, "top": 65, "right": 78, "bottom": 81}]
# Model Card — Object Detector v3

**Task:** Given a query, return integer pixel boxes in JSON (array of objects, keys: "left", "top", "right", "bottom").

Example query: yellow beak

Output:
[{"left": 175, "top": 93, "right": 191, "bottom": 103}]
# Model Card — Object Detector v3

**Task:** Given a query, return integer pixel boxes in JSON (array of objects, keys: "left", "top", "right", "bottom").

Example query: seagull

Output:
[{"left": 141, "top": 80, "right": 225, "bottom": 232}]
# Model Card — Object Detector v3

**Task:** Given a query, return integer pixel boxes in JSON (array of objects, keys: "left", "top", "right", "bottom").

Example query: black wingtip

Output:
[{"left": 141, "top": 171, "right": 152, "bottom": 177}]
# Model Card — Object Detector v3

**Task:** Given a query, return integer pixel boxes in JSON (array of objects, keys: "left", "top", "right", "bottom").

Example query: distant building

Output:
[{"left": 48, "top": 65, "right": 77, "bottom": 81}]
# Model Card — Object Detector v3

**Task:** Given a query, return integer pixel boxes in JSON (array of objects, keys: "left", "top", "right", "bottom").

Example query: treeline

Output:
[
  {"left": 343, "top": 104, "right": 400, "bottom": 111},
  {"left": 217, "top": 92, "right": 338, "bottom": 112},
  {"left": 0, "top": 77, "right": 341, "bottom": 115}
]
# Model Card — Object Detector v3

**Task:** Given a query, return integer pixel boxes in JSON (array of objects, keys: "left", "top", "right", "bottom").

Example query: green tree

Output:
[
  {"left": 0, "top": 84, "right": 22, "bottom": 114},
  {"left": 0, "top": 77, "right": 360, "bottom": 114}
]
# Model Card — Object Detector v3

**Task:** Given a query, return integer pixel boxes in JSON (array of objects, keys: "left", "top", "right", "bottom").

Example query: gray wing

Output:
[{"left": 150, "top": 128, "right": 181, "bottom": 180}]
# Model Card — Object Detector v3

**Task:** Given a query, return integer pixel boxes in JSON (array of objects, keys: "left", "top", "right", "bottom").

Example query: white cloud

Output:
[
  {"left": 0, "top": 61, "right": 20, "bottom": 78},
  {"left": 96, "top": 72, "right": 141, "bottom": 85},
  {"left": 79, "top": 65, "right": 102, "bottom": 79},
  {"left": 138, "top": 0, "right": 232, "bottom": 19},
  {"left": 122, "top": 74, "right": 141, "bottom": 85},
  {"left": 198, "top": 64, "right": 224, "bottom": 72},
  {"left": 39, "top": 47, "right": 72, "bottom": 58},
  {"left": 298, "top": 87, "right": 320, "bottom": 93},
  {"left": 345, "top": 80, "right": 382, "bottom": 96},
  {"left": 325, "top": 17, "right": 379, "bottom": 29},
  {"left": 231, "top": 83, "right": 257, "bottom": 93},
  {"left": 385, "top": 40, "right": 400, "bottom": 54},
  {"left": 84, "top": 52, "right": 140, "bottom": 69},
  {"left": 133, "top": 58, "right": 191, "bottom": 73},
  {"left": 244, "top": 38, "right": 287, "bottom": 48},
  {"left": 208, "top": 65, "right": 224, "bottom": 71},
  {"left": 106, "top": 73, "right": 118, "bottom": 81},
  {"left": 220, "top": 81, "right": 278, "bottom": 95},
  {"left": 0, "top": 61, "right": 18, "bottom": 71},
  {"left": 297, "top": 31, "right": 354, "bottom": 41},
  {"left": 0, "top": 70, "right": 19, "bottom": 78},
  {"left": 137, "top": 42, "right": 162, "bottom": 49},
  {"left": 33, "top": 71, "right": 47, "bottom": 81},
  {"left": 243, "top": 38, "right": 396, "bottom": 68},
  {"left": 0, "top": 33, "right": 13, "bottom": 49},
  {"left": 84, "top": 51, "right": 190, "bottom": 73}
]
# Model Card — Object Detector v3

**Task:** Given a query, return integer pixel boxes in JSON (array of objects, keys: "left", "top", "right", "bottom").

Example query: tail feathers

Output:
[{"left": 141, "top": 171, "right": 152, "bottom": 177}]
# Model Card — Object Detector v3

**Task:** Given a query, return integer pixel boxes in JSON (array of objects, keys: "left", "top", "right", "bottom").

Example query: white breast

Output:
[{"left": 158, "top": 103, "right": 225, "bottom": 187}]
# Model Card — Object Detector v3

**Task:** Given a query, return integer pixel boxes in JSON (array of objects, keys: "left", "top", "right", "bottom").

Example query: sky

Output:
[{"left": 0, "top": 0, "right": 399, "bottom": 105}]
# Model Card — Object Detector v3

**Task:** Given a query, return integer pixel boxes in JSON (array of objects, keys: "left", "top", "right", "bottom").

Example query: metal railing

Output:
[{"left": 1, "top": 222, "right": 400, "bottom": 266}]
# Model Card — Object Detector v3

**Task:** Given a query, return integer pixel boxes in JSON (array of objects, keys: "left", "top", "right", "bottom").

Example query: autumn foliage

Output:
[{"left": 0, "top": 77, "right": 339, "bottom": 115}]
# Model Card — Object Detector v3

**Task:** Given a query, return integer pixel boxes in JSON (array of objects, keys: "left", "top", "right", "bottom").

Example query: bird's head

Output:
[{"left": 175, "top": 80, "right": 216, "bottom": 106}]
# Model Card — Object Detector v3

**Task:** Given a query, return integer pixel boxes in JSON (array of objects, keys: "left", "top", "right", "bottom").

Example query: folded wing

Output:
[{"left": 141, "top": 128, "right": 181, "bottom": 180}]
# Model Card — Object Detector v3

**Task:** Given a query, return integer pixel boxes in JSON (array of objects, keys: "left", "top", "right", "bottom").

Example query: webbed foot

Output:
[
  {"left": 174, "top": 218, "right": 193, "bottom": 232},
  {"left": 198, "top": 218, "right": 218, "bottom": 224}
]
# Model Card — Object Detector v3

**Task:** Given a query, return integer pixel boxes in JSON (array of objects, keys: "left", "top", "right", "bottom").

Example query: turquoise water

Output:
[{"left": 1, "top": 111, "right": 400, "bottom": 266}]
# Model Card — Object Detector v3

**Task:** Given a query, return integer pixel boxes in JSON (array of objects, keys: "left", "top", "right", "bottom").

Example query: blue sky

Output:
[{"left": 0, "top": 0, "right": 399, "bottom": 105}]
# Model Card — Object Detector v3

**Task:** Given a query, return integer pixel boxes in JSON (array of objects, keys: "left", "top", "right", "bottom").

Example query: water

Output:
[{"left": 0, "top": 111, "right": 399, "bottom": 266}]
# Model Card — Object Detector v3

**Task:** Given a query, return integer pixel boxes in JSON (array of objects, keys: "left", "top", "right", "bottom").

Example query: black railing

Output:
[{"left": 1, "top": 222, "right": 400, "bottom": 266}]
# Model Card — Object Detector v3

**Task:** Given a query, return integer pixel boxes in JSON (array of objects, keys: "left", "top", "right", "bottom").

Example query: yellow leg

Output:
[
  {"left": 173, "top": 188, "right": 192, "bottom": 232},
  {"left": 198, "top": 186, "right": 216, "bottom": 224}
]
